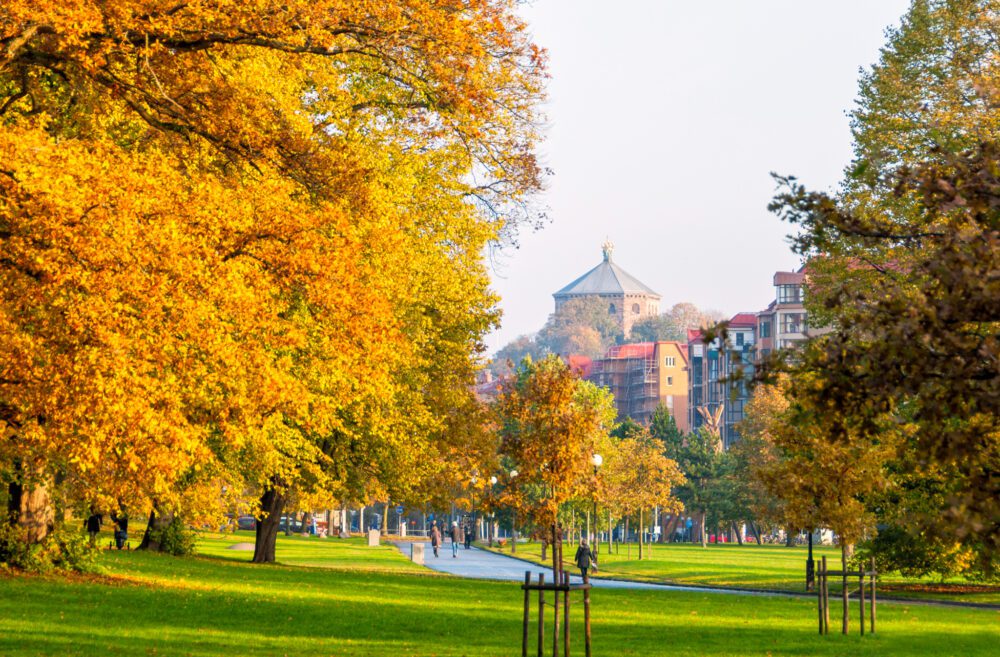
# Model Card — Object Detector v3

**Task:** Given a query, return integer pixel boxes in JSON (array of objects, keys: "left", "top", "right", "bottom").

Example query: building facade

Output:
[
  {"left": 553, "top": 241, "right": 660, "bottom": 337},
  {"left": 755, "top": 267, "right": 808, "bottom": 359},
  {"left": 588, "top": 341, "right": 689, "bottom": 429},
  {"left": 687, "top": 313, "right": 757, "bottom": 449}
]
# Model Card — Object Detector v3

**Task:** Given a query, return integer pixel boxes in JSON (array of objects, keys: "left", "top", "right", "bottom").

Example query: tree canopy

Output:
[{"left": 0, "top": 0, "right": 546, "bottom": 564}]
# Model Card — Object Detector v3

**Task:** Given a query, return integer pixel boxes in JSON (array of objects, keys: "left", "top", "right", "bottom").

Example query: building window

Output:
[
  {"left": 759, "top": 320, "right": 771, "bottom": 338},
  {"left": 735, "top": 332, "right": 744, "bottom": 346},
  {"left": 781, "top": 313, "right": 807, "bottom": 334},
  {"left": 667, "top": 376, "right": 673, "bottom": 386},
  {"left": 777, "top": 284, "right": 803, "bottom": 304},
  {"left": 608, "top": 303, "right": 616, "bottom": 315},
  {"left": 665, "top": 356, "right": 675, "bottom": 367},
  {"left": 631, "top": 303, "right": 640, "bottom": 314}
]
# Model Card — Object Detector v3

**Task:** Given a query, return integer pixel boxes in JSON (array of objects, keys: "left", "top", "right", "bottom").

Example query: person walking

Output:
[
  {"left": 429, "top": 521, "right": 441, "bottom": 558},
  {"left": 110, "top": 511, "right": 129, "bottom": 550},
  {"left": 450, "top": 521, "right": 462, "bottom": 558},
  {"left": 464, "top": 523, "right": 474, "bottom": 549},
  {"left": 85, "top": 511, "right": 102, "bottom": 547},
  {"left": 574, "top": 538, "right": 597, "bottom": 579}
]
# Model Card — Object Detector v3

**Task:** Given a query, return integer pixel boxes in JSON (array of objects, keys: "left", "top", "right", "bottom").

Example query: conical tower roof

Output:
[{"left": 554, "top": 241, "right": 660, "bottom": 299}]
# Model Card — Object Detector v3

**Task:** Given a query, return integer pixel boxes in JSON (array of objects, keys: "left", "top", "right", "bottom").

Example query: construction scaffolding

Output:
[{"left": 589, "top": 343, "right": 659, "bottom": 423}]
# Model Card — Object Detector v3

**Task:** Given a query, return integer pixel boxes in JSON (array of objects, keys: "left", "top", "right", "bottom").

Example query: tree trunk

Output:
[
  {"left": 380, "top": 502, "right": 389, "bottom": 533},
  {"left": 625, "top": 517, "right": 630, "bottom": 559},
  {"left": 252, "top": 487, "right": 286, "bottom": 563},
  {"left": 699, "top": 511, "right": 708, "bottom": 548},
  {"left": 638, "top": 509, "right": 644, "bottom": 560},
  {"left": 552, "top": 524, "right": 561, "bottom": 579},
  {"left": 732, "top": 521, "right": 743, "bottom": 546},
  {"left": 301, "top": 511, "right": 313, "bottom": 535},
  {"left": 541, "top": 536, "right": 548, "bottom": 562},
  {"left": 139, "top": 507, "right": 174, "bottom": 551},
  {"left": 6, "top": 461, "right": 55, "bottom": 545},
  {"left": 749, "top": 520, "right": 762, "bottom": 545}
]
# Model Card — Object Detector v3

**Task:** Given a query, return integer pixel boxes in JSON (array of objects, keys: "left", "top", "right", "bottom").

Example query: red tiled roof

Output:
[
  {"left": 686, "top": 328, "right": 703, "bottom": 343},
  {"left": 774, "top": 270, "right": 806, "bottom": 285},
  {"left": 565, "top": 354, "right": 593, "bottom": 378},
  {"left": 729, "top": 313, "right": 757, "bottom": 327},
  {"left": 605, "top": 343, "right": 655, "bottom": 359}
]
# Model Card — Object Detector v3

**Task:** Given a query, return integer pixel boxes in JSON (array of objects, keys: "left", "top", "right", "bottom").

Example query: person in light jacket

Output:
[
  {"left": 574, "top": 539, "right": 597, "bottom": 579},
  {"left": 450, "top": 521, "right": 462, "bottom": 558}
]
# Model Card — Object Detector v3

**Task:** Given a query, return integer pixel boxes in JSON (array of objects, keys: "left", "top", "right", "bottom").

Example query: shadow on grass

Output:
[{"left": 1, "top": 550, "right": 997, "bottom": 656}]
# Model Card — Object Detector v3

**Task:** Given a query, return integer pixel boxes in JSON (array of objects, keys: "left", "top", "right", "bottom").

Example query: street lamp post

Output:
[
  {"left": 471, "top": 475, "right": 478, "bottom": 543},
  {"left": 509, "top": 469, "right": 519, "bottom": 553},
  {"left": 806, "top": 529, "right": 815, "bottom": 591},
  {"left": 591, "top": 453, "right": 603, "bottom": 547},
  {"left": 488, "top": 475, "right": 498, "bottom": 547}
]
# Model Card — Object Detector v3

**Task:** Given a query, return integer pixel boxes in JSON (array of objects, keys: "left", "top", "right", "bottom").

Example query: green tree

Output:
[{"left": 649, "top": 405, "right": 684, "bottom": 451}]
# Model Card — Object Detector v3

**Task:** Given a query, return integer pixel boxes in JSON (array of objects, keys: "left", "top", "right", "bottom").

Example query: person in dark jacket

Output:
[
  {"left": 85, "top": 512, "right": 102, "bottom": 547},
  {"left": 110, "top": 511, "right": 129, "bottom": 550},
  {"left": 429, "top": 521, "right": 441, "bottom": 558},
  {"left": 450, "top": 521, "right": 462, "bottom": 557},
  {"left": 464, "top": 523, "right": 474, "bottom": 549},
  {"left": 574, "top": 539, "right": 597, "bottom": 579}
]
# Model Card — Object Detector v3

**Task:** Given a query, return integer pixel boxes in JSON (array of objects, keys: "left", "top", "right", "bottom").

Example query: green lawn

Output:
[
  {"left": 484, "top": 540, "right": 1000, "bottom": 604},
  {"left": 1, "top": 533, "right": 997, "bottom": 656}
]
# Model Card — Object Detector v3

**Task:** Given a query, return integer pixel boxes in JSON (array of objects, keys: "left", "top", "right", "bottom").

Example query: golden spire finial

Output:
[{"left": 601, "top": 238, "right": 614, "bottom": 262}]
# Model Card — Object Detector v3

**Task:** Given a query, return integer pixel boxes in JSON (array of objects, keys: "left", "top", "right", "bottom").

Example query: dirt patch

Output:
[
  {"left": 227, "top": 542, "right": 256, "bottom": 551},
  {"left": 882, "top": 583, "right": 1000, "bottom": 595}
]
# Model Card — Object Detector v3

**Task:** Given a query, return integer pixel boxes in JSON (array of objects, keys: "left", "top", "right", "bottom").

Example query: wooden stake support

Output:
[
  {"left": 816, "top": 556, "right": 877, "bottom": 636},
  {"left": 521, "top": 570, "right": 593, "bottom": 657}
]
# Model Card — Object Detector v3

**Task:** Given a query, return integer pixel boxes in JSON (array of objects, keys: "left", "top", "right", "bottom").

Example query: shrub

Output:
[
  {"left": 0, "top": 521, "right": 100, "bottom": 573},
  {"left": 146, "top": 516, "right": 197, "bottom": 556}
]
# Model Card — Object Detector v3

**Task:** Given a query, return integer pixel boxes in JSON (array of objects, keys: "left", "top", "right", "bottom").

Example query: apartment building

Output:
[
  {"left": 686, "top": 313, "right": 757, "bottom": 449},
  {"left": 756, "top": 267, "right": 808, "bottom": 359},
  {"left": 588, "top": 341, "right": 689, "bottom": 429}
]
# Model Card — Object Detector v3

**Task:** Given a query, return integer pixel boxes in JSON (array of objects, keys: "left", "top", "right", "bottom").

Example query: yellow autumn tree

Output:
[
  {"left": 601, "top": 432, "right": 684, "bottom": 560},
  {"left": 495, "top": 355, "right": 616, "bottom": 576},
  {"left": 0, "top": 1, "right": 546, "bottom": 565}
]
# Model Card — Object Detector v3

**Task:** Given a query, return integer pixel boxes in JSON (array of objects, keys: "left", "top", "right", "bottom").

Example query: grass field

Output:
[
  {"left": 1, "top": 532, "right": 998, "bottom": 656},
  {"left": 484, "top": 540, "right": 1000, "bottom": 604}
]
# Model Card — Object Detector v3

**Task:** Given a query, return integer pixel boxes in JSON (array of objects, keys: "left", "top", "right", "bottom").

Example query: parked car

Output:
[{"left": 237, "top": 515, "right": 256, "bottom": 531}]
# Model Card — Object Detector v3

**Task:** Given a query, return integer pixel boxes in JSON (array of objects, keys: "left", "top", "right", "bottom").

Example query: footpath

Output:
[
  {"left": 392, "top": 541, "right": 771, "bottom": 595},
  {"left": 393, "top": 541, "right": 1000, "bottom": 609}
]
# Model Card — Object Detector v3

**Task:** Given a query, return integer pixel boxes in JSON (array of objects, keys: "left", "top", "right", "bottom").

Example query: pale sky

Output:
[{"left": 486, "top": 0, "right": 912, "bottom": 353}]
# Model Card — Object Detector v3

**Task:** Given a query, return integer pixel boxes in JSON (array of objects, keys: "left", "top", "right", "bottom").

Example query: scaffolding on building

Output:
[{"left": 589, "top": 343, "right": 659, "bottom": 422}]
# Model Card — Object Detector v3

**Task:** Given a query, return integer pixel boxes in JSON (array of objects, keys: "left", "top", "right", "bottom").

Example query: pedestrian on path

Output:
[
  {"left": 110, "top": 510, "right": 129, "bottom": 550},
  {"left": 575, "top": 538, "right": 596, "bottom": 579},
  {"left": 430, "top": 521, "right": 441, "bottom": 558},
  {"left": 450, "top": 521, "right": 462, "bottom": 558},
  {"left": 464, "top": 523, "right": 474, "bottom": 549},
  {"left": 85, "top": 511, "right": 102, "bottom": 547}
]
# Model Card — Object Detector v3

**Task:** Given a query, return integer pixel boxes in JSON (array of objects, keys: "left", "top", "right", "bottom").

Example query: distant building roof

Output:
[
  {"left": 729, "top": 313, "right": 758, "bottom": 327},
  {"left": 554, "top": 243, "right": 660, "bottom": 299},
  {"left": 565, "top": 354, "right": 593, "bottom": 378},
  {"left": 602, "top": 343, "right": 656, "bottom": 359},
  {"left": 773, "top": 270, "right": 806, "bottom": 286}
]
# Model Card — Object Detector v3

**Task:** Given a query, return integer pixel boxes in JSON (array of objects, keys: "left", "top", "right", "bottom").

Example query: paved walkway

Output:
[{"left": 393, "top": 542, "right": 774, "bottom": 595}]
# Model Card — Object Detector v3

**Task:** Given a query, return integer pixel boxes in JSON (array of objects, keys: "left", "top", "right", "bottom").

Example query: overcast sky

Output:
[{"left": 486, "top": 0, "right": 912, "bottom": 353}]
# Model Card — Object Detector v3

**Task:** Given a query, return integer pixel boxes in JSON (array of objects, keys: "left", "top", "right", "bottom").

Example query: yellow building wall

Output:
[{"left": 655, "top": 341, "right": 689, "bottom": 433}]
